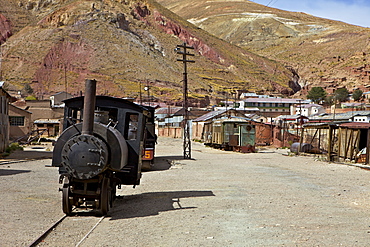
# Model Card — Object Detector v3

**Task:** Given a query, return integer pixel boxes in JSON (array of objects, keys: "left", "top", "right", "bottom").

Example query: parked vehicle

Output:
[{"left": 204, "top": 118, "right": 255, "bottom": 153}]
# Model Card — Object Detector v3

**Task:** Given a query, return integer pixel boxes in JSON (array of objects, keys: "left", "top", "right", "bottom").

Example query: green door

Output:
[{"left": 239, "top": 124, "right": 255, "bottom": 146}]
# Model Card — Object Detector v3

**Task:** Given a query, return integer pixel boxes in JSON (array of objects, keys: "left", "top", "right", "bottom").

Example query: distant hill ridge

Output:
[{"left": 156, "top": 0, "right": 370, "bottom": 97}]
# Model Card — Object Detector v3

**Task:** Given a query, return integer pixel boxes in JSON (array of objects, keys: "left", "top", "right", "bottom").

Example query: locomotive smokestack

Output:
[{"left": 82, "top": 79, "right": 97, "bottom": 135}]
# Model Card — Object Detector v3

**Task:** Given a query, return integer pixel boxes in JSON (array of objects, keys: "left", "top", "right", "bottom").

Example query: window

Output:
[
  {"left": 125, "top": 113, "right": 139, "bottom": 140},
  {"left": 10, "top": 116, "right": 25, "bottom": 126}
]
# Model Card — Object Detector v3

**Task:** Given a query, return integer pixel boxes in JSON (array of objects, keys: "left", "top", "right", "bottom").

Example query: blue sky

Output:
[{"left": 252, "top": 0, "right": 370, "bottom": 27}]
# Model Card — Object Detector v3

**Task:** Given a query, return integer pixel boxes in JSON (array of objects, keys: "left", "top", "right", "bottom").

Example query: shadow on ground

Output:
[
  {"left": 0, "top": 168, "right": 31, "bottom": 176},
  {"left": 143, "top": 155, "right": 186, "bottom": 172},
  {"left": 108, "top": 190, "right": 215, "bottom": 220},
  {"left": 1, "top": 149, "right": 53, "bottom": 162}
]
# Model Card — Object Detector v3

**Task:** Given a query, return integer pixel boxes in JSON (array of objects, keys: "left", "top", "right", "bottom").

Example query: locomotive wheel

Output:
[
  {"left": 110, "top": 182, "right": 116, "bottom": 208},
  {"left": 62, "top": 186, "right": 72, "bottom": 216},
  {"left": 100, "top": 178, "right": 111, "bottom": 215}
]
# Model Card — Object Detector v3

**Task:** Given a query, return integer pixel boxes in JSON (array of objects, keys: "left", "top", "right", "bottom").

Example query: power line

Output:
[
  {"left": 249, "top": 0, "right": 279, "bottom": 23},
  {"left": 175, "top": 43, "right": 195, "bottom": 160}
]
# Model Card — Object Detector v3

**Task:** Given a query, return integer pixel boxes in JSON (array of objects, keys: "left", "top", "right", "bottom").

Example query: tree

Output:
[
  {"left": 307, "top": 87, "right": 327, "bottom": 103},
  {"left": 324, "top": 95, "right": 335, "bottom": 106},
  {"left": 334, "top": 88, "right": 349, "bottom": 103},
  {"left": 352, "top": 89, "right": 363, "bottom": 102},
  {"left": 23, "top": 83, "right": 33, "bottom": 95}
]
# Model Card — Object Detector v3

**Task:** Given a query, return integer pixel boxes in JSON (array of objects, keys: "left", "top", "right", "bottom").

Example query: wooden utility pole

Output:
[
  {"left": 0, "top": 42, "right": 3, "bottom": 80},
  {"left": 176, "top": 42, "right": 195, "bottom": 159}
]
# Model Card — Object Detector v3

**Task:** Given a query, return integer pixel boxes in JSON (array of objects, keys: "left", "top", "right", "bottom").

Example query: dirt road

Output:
[{"left": 1, "top": 137, "right": 370, "bottom": 246}]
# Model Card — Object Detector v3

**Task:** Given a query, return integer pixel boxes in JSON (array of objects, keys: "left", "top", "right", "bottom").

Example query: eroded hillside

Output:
[
  {"left": 0, "top": 0, "right": 297, "bottom": 103},
  {"left": 157, "top": 0, "right": 370, "bottom": 96}
]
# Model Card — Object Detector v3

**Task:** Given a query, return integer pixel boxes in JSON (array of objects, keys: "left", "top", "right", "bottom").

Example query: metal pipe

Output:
[{"left": 82, "top": 79, "right": 97, "bottom": 135}]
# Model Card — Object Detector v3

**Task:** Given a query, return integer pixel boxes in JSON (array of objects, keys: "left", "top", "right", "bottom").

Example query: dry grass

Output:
[{"left": 1, "top": 0, "right": 297, "bottom": 103}]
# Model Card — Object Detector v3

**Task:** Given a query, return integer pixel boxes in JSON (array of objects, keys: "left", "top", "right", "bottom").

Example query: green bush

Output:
[
  {"left": 5, "top": 143, "right": 23, "bottom": 153},
  {"left": 1, "top": 152, "right": 10, "bottom": 157},
  {"left": 25, "top": 95, "right": 37, "bottom": 100}
]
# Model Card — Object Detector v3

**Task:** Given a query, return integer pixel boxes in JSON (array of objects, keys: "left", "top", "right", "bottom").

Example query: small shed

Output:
[
  {"left": 299, "top": 122, "right": 338, "bottom": 159},
  {"left": 337, "top": 122, "right": 370, "bottom": 163},
  {"left": 34, "top": 118, "right": 61, "bottom": 137},
  {"left": 300, "top": 121, "right": 370, "bottom": 164},
  {"left": 192, "top": 109, "right": 248, "bottom": 141}
]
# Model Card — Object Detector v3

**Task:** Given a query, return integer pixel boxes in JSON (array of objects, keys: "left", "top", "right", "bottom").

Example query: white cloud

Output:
[{"left": 252, "top": 0, "right": 370, "bottom": 27}]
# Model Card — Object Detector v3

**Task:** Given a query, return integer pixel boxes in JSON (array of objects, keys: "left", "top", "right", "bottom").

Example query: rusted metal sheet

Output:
[{"left": 339, "top": 122, "right": 370, "bottom": 129}]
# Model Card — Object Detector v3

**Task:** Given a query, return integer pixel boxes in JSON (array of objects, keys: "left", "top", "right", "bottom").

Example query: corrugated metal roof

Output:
[
  {"left": 213, "top": 118, "right": 251, "bottom": 123},
  {"left": 276, "top": 115, "right": 308, "bottom": 120},
  {"left": 303, "top": 122, "right": 339, "bottom": 128},
  {"left": 34, "top": 119, "right": 60, "bottom": 124},
  {"left": 155, "top": 107, "right": 183, "bottom": 115},
  {"left": 193, "top": 110, "right": 226, "bottom": 122},
  {"left": 9, "top": 104, "right": 32, "bottom": 114},
  {"left": 298, "top": 104, "right": 322, "bottom": 108},
  {"left": 243, "top": 98, "right": 308, "bottom": 103},
  {"left": 339, "top": 122, "right": 370, "bottom": 129},
  {"left": 310, "top": 111, "right": 370, "bottom": 121}
]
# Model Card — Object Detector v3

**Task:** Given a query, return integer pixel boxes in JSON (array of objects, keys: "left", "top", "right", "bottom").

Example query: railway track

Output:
[{"left": 29, "top": 215, "right": 105, "bottom": 247}]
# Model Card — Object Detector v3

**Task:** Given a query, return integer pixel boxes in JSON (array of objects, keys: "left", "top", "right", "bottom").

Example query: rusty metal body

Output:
[
  {"left": 205, "top": 118, "right": 256, "bottom": 153},
  {"left": 52, "top": 79, "right": 155, "bottom": 215}
]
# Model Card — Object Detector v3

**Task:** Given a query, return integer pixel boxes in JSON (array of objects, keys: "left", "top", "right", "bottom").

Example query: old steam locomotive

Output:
[{"left": 52, "top": 79, "right": 155, "bottom": 215}]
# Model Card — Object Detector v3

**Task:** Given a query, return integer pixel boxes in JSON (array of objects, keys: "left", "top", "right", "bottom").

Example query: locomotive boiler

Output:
[{"left": 52, "top": 79, "right": 155, "bottom": 215}]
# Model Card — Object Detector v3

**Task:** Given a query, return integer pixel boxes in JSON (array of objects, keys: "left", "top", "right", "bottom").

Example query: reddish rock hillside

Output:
[
  {"left": 0, "top": 0, "right": 296, "bottom": 103},
  {"left": 0, "top": 14, "right": 12, "bottom": 44}
]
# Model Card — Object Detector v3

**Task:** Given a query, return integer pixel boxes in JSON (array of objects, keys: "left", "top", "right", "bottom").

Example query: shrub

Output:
[
  {"left": 5, "top": 143, "right": 23, "bottom": 153},
  {"left": 25, "top": 95, "right": 37, "bottom": 100}
]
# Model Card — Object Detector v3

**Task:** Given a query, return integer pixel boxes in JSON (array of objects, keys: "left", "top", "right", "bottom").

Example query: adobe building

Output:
[
  {"left": 8, "top": 104, "right": 32, "bottom": 142},
  {"left": 24, "top": 99, "right": 64, "bottom": 138}
]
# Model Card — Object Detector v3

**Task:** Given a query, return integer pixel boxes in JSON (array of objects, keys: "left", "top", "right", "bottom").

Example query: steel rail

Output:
[
  {"left": 75, "top": 216, "right": 105, "bottom": 247},
  {"left": 28, "top": 215, "right": 67, "bottom": 247},
  {"left": 28, "top": 215, "right": 105, "bottom": 247}
]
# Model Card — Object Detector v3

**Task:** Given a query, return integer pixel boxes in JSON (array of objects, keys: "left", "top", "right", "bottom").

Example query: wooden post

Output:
[
  {"left": 344, "top": 128, "right": 349, "bottom": 160},
  {"left": 366, "top": 129, "right": 370, "bottom": 164},
  {"left": 337, "top": 128, "right": 342, "bottom": 162},
  {"left": 351, "top": 130, "right": 360, "bottom": 161},
  {"left": 328, "top": 125, "right": 333, "bottom": 162},
  {"left": 298, "top": 125, "right": 304, "bottom": 154},
  {"left": 318, "top": 128, "right": 321, "bottom": 152}
]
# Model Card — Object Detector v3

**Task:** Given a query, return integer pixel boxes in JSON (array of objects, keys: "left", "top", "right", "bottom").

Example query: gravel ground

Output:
[{"left": 1, "top": 137, "right": 370, "bottom": 246}]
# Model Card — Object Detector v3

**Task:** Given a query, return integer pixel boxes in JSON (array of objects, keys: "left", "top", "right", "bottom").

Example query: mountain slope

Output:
[
  {"left": 0, "top": 0, "right": 297, "bottom": 103},
  {"left": 156, "top": 0, "right": 370, "bottom": 96}
]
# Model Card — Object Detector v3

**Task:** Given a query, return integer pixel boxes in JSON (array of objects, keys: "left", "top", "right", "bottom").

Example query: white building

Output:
[
  {"left": 353, "top": 113, "right": 370, "bottom": 123},
  {"left": 294, "top": 104, "right": 325, "bottom": 117}
]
